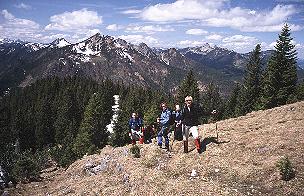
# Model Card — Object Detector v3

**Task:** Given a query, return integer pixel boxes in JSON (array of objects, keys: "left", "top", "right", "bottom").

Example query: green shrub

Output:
[
  {"left": 11, "top": 151, "right": 39, "bottom": 182},
  {"left": 49, "top": 145, "right": 77, "bottom": 167},
  {"left": 276, "top": 156, "right": 295, "bottom": 181},
  {"left": 130, "top": 145, "right": 140, "bottom": 158}
]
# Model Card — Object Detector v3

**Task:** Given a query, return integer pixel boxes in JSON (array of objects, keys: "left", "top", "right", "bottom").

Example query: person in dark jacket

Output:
[
  {"left": 157, "top": 102, "right": 171, "bottom": 151},
  {"left": 128, "top": 112, "right": 143, "bottom": 145},
  {"left": 173, "top": 104, "right": 183, "bottom": 141},
  {"left": 181, "top": 96, "right": 201, "bottom": 153}
]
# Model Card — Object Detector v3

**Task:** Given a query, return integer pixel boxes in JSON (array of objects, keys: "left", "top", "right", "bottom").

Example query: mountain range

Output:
[{"left": 0, "top": 33, "right": 303, "bottom": 96}]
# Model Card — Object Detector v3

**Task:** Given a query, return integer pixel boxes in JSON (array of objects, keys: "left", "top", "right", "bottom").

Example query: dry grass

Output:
[{"left": 6, "top": 101, "right": 304, "bottom": 196}]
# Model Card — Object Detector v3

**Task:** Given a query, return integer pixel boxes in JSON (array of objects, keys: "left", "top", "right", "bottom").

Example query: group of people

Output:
[{"left": 128, "top": 95, "right": 202, "bottom": 154}]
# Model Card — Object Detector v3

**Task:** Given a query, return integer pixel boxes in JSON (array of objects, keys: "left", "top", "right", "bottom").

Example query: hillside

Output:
[{"left": 6, "top": 101, "right": 304, "bottom": 196}]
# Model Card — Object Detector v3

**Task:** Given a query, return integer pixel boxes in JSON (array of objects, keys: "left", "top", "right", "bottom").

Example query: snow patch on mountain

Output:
[
  {"left": 120, "top": 51, "right": 134, "bottom": 62},
  {"left": 186, "top": 44, "right": 215, "bottom": 55},
  {"left": 50, "top": 38, "right": 71, "bottom": 48},
  {"left": 25, "top": 43, "right": 48, "bottom": 51},
  {"left": 73, "top": 42, "right": 100, "bottom": 56}
]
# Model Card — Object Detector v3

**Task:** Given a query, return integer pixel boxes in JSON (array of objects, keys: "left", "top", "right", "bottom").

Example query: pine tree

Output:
[
  {"left": 35, "top": 98, "right": 55, "bottom": 149},
  {"left": 296, "top": 82, "right": 304, "bottom": 101},
  {"left": 73, "top": 92, "right": 112, "bottom": 157},
  {"left": 177, "top": 70, "right": 200, "bottom": 104},
  {"left": 241, "top": 44, "right": 262, "bottom": 114},
  {"left": 201, "top": 82, "right": 224, "bottom": 122},
  {"left": 53, "top": 89, "right": 79, "bottom": 145},
  {"left": 224, "top": 83, "right": 241, "bottom": 119},
  {"left": 262, "top": 24, "right": 298, "bottom": 108}
]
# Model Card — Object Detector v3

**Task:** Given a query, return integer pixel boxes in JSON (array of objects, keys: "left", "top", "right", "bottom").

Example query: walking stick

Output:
[
  {"left": 170, "top": 126, "right": 175, "bottom": 151},
  {"left": 211, "top": 110, "right": 218, "bottom": 141}
]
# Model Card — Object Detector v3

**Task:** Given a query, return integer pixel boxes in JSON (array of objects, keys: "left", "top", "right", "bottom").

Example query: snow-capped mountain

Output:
[
  {"left": 49, "top": 38, "right": 71, "bottom": 48},
  {"left": 179, "top": 43, "right": 216, "bottom": 55},
  {"left": 1, "top": 33, "right": 303, "bottom": 96}
]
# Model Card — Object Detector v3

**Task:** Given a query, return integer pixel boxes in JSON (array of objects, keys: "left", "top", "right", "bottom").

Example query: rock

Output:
[
  {"left": 84, "top": 161, "right": 95, "bottom": 169},
  {"left": 1, "top": 191, "right": 9, "bottom": 196},
  {"left": 190, "top": 169, "right": 198, "bottom": 177}
]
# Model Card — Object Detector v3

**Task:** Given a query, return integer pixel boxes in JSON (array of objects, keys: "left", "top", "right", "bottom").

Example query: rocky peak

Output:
[
  {"left": 134, "top": 43, "right": 156, "bottom": 58},
  {"left": 49, "top": 38, "right": 71, "bottom": 48}
]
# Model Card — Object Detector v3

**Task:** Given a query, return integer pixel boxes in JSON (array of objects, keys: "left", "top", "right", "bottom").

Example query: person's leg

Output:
[
  {"left": 183, "top": 125, "right": 190, "bottom": 153},
  {"left": 190, "top": 126, "right": 201, "bottom": 153},
  {"left": 163, "top": 126, "right": 170, "bottom": 150},
  {"left": 131, "top": 129, "right": 136, "bottom": 145},
  {"left": 157, "top": 127, "right": 164, "bottom": 148},
  {"left": 175, "top": 124, "right": 183, "bottom": 141}
]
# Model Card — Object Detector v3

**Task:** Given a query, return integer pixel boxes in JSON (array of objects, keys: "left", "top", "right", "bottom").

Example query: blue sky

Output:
[{"left": 1, "top": 0, "right": 304, "bottom": 58}]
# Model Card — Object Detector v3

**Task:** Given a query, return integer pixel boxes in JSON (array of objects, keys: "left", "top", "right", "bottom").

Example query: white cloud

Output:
[
  {"left": 221, "top": 35, "right": 258, "bottom": 51},
  {"left": 186, "top": 29, "right": 208, "bottom": 35},
  {"left": 125, "top": 25, "right": 174, "bottom": 34},
  {"left": 139, "top": 0, "right": 225, "bottom": 22},
  {"left": 205, "top": 34, "right": 223, "bottom": 40},
  {"left": 45, "top": 8, "right": 102, "bottom": 32},
  {"left": 106, "top": 24, "right": 123, "bottom": 31},
  {"left": 121, "top": 9, "right": 142, "bottom": 14},
  {"left": 205, "top": 4, "right": 301, "bottom": 32},
  {"left": 0, "top": 10, "right": 40, "bottom": 40},
  {"left": 178, "top": 40, "right": 206, "bottom": 46},
  {"left": 137, "top": 0, "right": 301, "bottom": 32},
  {"left": 118, "top": 34, "right": 159, "bottom": 45},
  {"left": 15, "top": 3, "right": 31, "bottom": 10},
  {"left": 222, "top": 35, "right": 257, "bottom": 44}
]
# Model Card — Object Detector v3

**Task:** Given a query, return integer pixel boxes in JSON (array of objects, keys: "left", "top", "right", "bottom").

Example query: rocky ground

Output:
[{"left": 3, "top": 101, "right": 304, "bottom": 196}]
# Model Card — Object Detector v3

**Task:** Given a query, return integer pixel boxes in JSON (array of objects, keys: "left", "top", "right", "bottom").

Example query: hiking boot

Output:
[
  {"left": 165, "top": 144, "right": 170, "bottom": 152},
  {"left": 195, "top": 139, "right": 201, "bottom": 153}
]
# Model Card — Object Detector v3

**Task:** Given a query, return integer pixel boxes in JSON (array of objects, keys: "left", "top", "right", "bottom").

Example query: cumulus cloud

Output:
[
  {"left": 14, "top": 3, "right": 31, "bottom": 10},
  {"left": 125, "top": 25, "right": 174, "bottom": 34},
  {"left": 205, "top": 34, "right": 223, "bottom": 40},
  {"left": 139, "top": 0, "right": 224, "bottom": 22},
  {"left": 205, "top": 5, "right": 301, "bottom": 32},
  {"left": 106, "top": 24, "right": 123, "bottom": 31},
  {"left": 178, "top": 40, "right": 206, "bottom": 46},
  {"left": 118, "top": 34, "right": 159, "bottom": 45},
  {"left": 186, "top": 29, "right": 208, "bottom": 35},
  {"left": 220, "top": 34, "right": 259, "bottom": 51},
  {"left": 0, "top": 10, "right": 40, "bottom": 40},
  {"left": 136, "top": 0, "right": 301, "bottom": 32},
  {"left": 45, "top": 8, "right": 102, "bottom": 32},
  {"left": 222, "top": 35, "right": 257, "bottom": 44}
]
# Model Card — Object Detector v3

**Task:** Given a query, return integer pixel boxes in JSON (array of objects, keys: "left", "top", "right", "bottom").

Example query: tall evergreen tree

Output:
[
  {"left": 177, "top": 70, "right": 200, "bottom": 104},
  {"left": 201, "top": 82, "right": 224, "bottom": 122},
  {"left": 73, "top": 92, "right": 112, "bottom": 157},
  {"left": 53, "top": 89, "right": 79, "bottom": 145},
  {"left": 224, "top": 83, "right": 241, "bottom": 119},
  {"left": 262, "top": 24, "right": 298, "bottom": 108},
  {"left": 241, "top": 44, "right": 262, "bottom": 114},
  {"left": 35, "top": 98, "right": 55, "bottom": 149}
]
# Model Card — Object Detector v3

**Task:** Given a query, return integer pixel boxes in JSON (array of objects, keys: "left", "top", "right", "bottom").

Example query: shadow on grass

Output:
[{"left": 200, "top": 137, "right": 230, "bottom": 153}]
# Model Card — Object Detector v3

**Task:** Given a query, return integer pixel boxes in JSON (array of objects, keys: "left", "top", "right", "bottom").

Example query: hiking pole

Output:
[
  {"left": 211, "top": 110, "right": 218, "bottom": 140},
  {"left": 170, "top": 125, "right": 176, "bottom": 151}
]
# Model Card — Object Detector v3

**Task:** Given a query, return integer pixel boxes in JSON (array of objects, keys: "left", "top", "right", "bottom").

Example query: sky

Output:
[{"left": 1, "top": 0, "right": 304, "bottom": 58}]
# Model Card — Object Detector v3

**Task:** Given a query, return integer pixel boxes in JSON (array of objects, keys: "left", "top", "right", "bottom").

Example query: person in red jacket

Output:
[{"left": 181, "top": 96, "right": 201, "bottom": 153}]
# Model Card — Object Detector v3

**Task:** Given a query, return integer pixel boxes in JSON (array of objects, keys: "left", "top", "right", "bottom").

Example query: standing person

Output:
[
  {"left": 181, "top": 96, "right": 201, "bottom": 153},
  {"left": 128, "top": 112, "right": 143, "bottom": 145},
  {"left": 174, "top": 104, "right": 183, "bottom": 141},
  {"left": 157, "top": 102, "right": 171, "bottom": 151}
]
